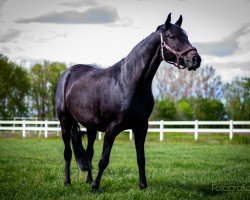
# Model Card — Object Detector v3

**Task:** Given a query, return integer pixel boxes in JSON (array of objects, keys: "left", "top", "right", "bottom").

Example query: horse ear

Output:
[
  {"left": 175, "top": 15, "right": 182, "bottom": 27},
  {"left": 164, "top": 13, "right": 171, "bottom": 30},
  {"left": 156, "top": 25, "right": 162, "bottom": 31}
]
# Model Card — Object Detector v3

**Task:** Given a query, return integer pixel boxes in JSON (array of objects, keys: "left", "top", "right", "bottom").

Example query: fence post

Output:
[
  {"left": 39, "top": 123, "right": 41, "bottom": 137},
  {"left": 129, "top": 130, "right": 133, "bottom": 141},
  {"left": 98, "top": 132, "right": 102, "bottom": 140},
  {"left": 22, "top": 120, "right": 26, "bottom": 138},
  {"left": 160, "top": 120, "right": 164, "bottom": 141},
  {"left": 44, "top": 120, "right": 48, "bottom": 138},
  {"left": 56, "top": 123, "right": 60, "bottom": 136},
  {"left": 194, "top": 120, "right": 199, "bottom": 141},
  {"left": 35, "top": 118, "right": 38, "bottom": 134},
  {"left": 13, "top": 117, "right": 16, "bottom": 133},
  {"left": 229, "top": 119, "right": 233, "bottom": 140}
]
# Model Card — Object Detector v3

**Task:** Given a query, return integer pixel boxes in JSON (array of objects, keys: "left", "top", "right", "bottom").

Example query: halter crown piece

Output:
[{"left": 160, "top": 33, "right": 197, "bottom": 69}]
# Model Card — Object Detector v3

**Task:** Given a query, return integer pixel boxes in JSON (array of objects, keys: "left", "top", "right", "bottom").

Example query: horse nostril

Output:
[
  {"left": 192, "top": 56, "right": 198, "bottom": 62},
  {"left": 192, "top": 55, "right": 201, "bottom": 68}
]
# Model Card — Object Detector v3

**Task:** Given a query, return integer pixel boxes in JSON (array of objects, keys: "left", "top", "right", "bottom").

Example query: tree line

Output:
[
  {"left": 0, "top": 54, "right": 249, "bottom": 120},
  {"left": 151, "top": 63, "right": 250, "bottom": 121},
  {"left": 0, "top": 54, "right": 66, "bottom": 119}
]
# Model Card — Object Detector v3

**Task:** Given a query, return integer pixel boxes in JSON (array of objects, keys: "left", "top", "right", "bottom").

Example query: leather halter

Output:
[{"left": 160, "top": 33, "right": 197, "bottom": 69}]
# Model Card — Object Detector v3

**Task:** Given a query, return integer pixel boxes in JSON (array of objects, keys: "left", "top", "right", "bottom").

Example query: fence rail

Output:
[{"left": 0, "top": 120, "right": 249, "bottom": 141}]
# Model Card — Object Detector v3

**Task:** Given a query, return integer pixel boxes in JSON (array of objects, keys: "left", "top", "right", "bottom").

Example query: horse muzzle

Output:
[{"left": 185, "top": 53, "right": 201, "bottom": 71}]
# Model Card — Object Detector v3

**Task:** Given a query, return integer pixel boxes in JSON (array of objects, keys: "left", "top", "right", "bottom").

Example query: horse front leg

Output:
[
  {"left": 92, "top": 127, "right": 118, "bottom": 191},
  {"left": 133, "top": 124, "right": 148, "bottom": 189}
]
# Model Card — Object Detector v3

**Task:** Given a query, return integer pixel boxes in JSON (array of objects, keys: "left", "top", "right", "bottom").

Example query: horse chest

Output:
[{"left": 124, "top": 94, "right": 154, "bottom": 122}]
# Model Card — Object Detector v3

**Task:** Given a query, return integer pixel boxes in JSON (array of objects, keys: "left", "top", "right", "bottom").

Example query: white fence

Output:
[{"left": 0, "top": 120, "right": 250, "bottom": 141}]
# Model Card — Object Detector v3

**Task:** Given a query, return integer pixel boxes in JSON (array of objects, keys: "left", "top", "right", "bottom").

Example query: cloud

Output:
[
  {"left": 194, "top": 40, "right": 236, "bottom": 57},
  {"left": 35, "top": 32, "right": 67, "bottom": 43},
  {"left": 0, "top": 0, "right": 7, "bottom": 20},
  {"left": 210, "top": 61, "right": 250, "bottom": 82},
  {"left": 106, "top": 16, "right": 133, "bottom": 27},
  {"left": 0, "top": 29, "right": 21, "bottom": 43},
  {"left": 0, "top": 45, "right": 11, "bottom": 54},
  {"left": 15, "top": 6, "right": 131, "bottom": 26},
  {"left": 194, "top": 23, "right": 250, "bottom": 57},
  {"left": 0, "top": 0, "right": 7, "bottom": 10},
  {"left": 60, "top": 0, "right": 98, "bottom": 7},
  {"left": 194, "top": 23, "right": 250, "bottom": 82}
]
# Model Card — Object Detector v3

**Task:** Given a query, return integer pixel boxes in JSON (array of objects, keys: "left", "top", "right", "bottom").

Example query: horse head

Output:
[{"left": 157, "top": 13, "right": 201, "bottom": 71}]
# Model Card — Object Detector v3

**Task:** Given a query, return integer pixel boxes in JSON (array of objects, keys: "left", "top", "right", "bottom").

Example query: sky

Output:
[{"left": 0, "top": 0, "right": 250, "bottom": 82}]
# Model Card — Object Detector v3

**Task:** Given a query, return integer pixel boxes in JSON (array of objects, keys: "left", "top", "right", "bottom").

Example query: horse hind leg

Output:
[
  {"left": 71, "top": 121, "right": 91, "bottom": 172},
  {"left": 59, "top": 114, "right": 72, "bottom": 186},
  {"left": 86, "top": 129, "right": 97, "bottom": 183}
]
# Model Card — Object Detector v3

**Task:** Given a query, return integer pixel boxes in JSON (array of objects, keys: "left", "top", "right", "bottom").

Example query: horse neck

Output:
[{"left": 120, "top": 32, "right": 162, "bottom": 92}]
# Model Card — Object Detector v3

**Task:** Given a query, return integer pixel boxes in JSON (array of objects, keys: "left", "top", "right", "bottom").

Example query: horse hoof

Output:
[
  {"left": 64, "top": 181, "right": 71, "bottom": 186},
  {"left": 92, "top": 183, "right": 99, "bottom": 192},
  {"left": 86, "top": 178, "right": 93, "bottom": 184},
  {"left": 139, "top": 183, "right": 147, "bottom": 190}
]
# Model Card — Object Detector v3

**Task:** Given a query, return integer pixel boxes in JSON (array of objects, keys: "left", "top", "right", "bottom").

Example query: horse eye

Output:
[{"left": 169, "top": 35, "right": 176, "bottom": 40}]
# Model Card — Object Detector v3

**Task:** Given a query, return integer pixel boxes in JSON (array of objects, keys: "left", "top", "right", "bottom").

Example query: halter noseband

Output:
[{"left": 160, "top": 33, "right": 197, "bottom": 69}]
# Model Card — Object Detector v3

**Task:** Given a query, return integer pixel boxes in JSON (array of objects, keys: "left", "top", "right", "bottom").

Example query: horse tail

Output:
[{"left": 71, "top": 122, "right": 90, "bottom": 171}]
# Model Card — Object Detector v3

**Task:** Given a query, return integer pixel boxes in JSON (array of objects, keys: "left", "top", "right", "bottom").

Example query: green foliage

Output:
[
  {"left": 190, "top": 98, "right": 225, "bottom": 120},
  {"left": 29, "top": 61, "right": 66, "bottom": 119},
  {"left": 176, "top": 99, "right": 194, "bottom": 120},
  {"left": 151, "top": 97, "right": 225, "bottom": 121},
  {"left": 0, "top": 54, "right": 30, "bottom": 118},
  {"left": 0, "top": 138, "right": 249, "bottom": 199},
  {"left": 224, "top": 77, "right": 250, "bottom": 120},
  {"left": 152, "top": 97, "right": 176, "bottom": 120}
]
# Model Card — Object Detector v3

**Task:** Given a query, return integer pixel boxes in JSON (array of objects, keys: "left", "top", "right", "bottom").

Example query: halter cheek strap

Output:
[{"left": 160, "top": 33, "right": 197, "bottom": 69}]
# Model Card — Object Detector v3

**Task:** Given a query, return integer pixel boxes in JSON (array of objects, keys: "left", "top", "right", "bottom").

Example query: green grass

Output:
[{"left": 0, "top": 135, "right": 250, "bottom": 200}]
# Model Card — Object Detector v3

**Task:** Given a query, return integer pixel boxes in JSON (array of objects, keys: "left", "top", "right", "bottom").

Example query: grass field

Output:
[{"left": 0, "top": 133, "right": 250, "bottom": 200}]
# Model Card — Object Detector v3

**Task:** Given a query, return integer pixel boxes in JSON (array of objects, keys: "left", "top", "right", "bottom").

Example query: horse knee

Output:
[{"left": 98, "top": 155, "right": 110, "bottom": 170}]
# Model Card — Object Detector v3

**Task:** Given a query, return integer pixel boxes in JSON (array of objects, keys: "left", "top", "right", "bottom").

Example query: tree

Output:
[
  {"left": 190, "top": 98, "right": 225, "bottom": 120},
  {"left": 29, "top": 61, "right": 66, "bottom": 119},
  {"left": 176, "top": 98, "right": 194, "bottom": 120},
  {"left": 153, "top": 64, "right": 224, "bottom": 100},
  {"left": 47, "top": 62, "right": 67, "bottom": 117},
  {"left": 224, "top": 77, "right": 250, "bottom": 120},
  {"left": 0, "top": 54, "right": 30, "bottom": 118},
  {"left": 193, "top": 66, "right": 224, "bottom": 99},
  {"left": 151, "top": 97, "right": 176, "bottom": 120}
]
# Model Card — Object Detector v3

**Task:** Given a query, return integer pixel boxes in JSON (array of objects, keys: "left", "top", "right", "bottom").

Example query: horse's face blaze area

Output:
[{"left": 160, "top": 14, "right": 201, "bottom": 71}]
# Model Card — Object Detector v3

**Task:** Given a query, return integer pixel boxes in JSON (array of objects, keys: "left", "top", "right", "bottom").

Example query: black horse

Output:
[{"left": 55, "top": 13, "right": 201, "bottom": 191}]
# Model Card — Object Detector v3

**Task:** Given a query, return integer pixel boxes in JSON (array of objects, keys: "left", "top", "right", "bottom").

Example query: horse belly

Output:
[{"left": 66, "top": 87, "right": 122, "bottom": 132}]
